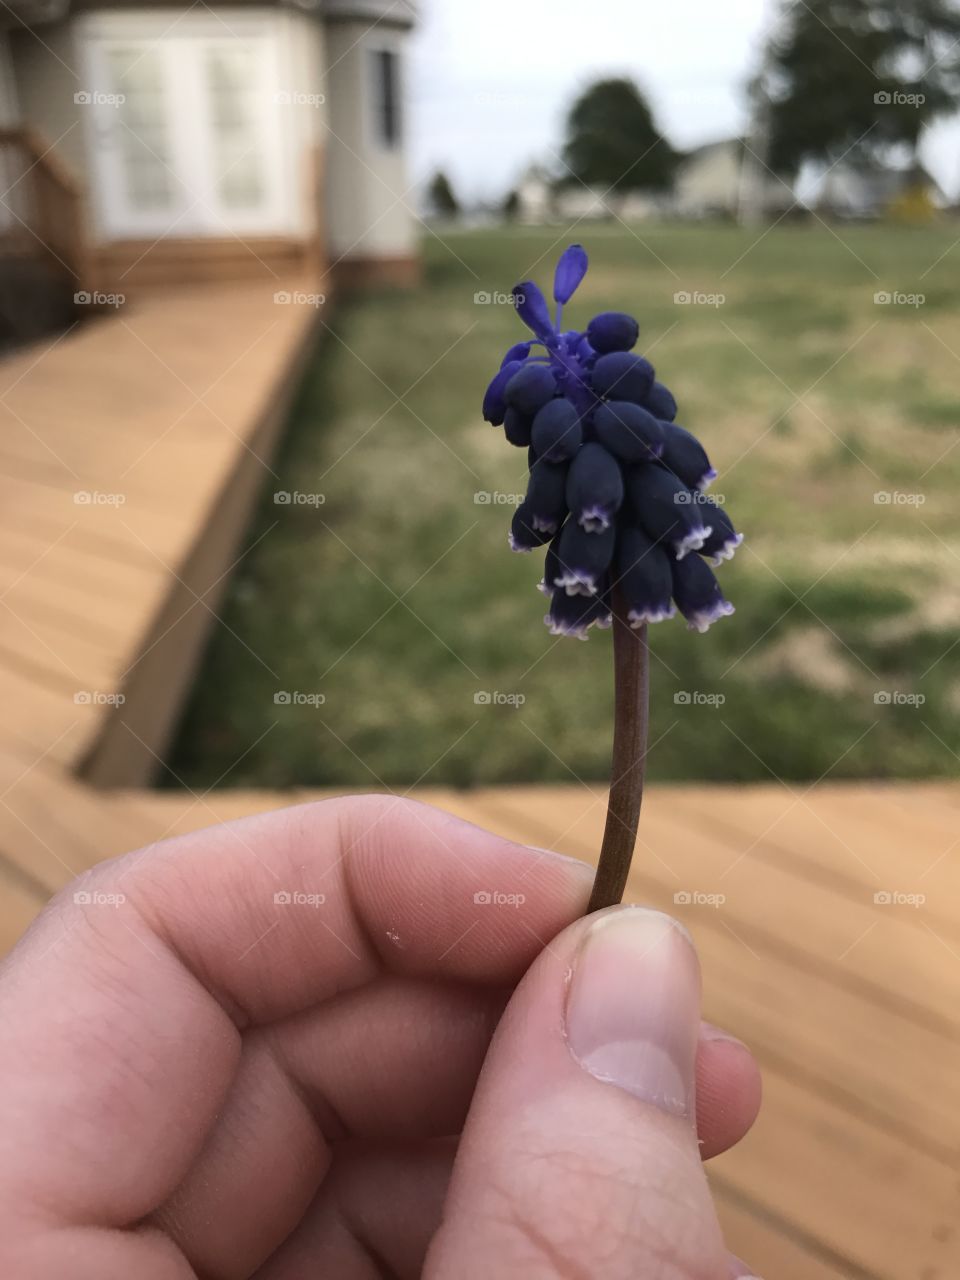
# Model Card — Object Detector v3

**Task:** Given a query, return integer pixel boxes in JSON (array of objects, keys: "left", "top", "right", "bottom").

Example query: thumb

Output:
[{"left": 426, "top": 907, "right": 730, "bottom": 1280}]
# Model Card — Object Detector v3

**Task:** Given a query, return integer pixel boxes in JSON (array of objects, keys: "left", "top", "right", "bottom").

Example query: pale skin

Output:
[{"left": 0, "top": 796, "right": 762, "bottom": 1278}]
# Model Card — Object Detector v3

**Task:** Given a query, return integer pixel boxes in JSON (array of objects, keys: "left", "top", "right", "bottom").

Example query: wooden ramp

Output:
[
  {"left": 0, "top": 761, "right": 956, "bottom": 1280},
  {"left": 0, "top": 277, "right": 322, "bottom": 784}
]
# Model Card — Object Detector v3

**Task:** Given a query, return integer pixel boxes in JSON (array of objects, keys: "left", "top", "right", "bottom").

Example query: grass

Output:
[{"left": 168, "top": 222, "right": 960, "bottom": 790}]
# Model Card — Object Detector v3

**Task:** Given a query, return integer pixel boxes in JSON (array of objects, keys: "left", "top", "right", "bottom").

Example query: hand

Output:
[{"left": 0, "top": 796, "right": 761, "bottom": 1278}]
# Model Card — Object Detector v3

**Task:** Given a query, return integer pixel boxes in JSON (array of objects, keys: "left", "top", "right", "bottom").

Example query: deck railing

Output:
[{"left": 0, "top": 126, "right": 91, "bottom": 288}]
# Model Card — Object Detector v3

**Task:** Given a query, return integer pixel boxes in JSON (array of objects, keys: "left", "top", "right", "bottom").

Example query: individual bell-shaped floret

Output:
[
  {"left": 627, "top": 466, "right": 712, "bottom": 559},
  {"left": 586, "top": 312, "right": 639, "bottom": 355},
  {"left": 644, "top": 381, "right": 678, "bottom": 422},
  {"left": 503, "top": 407, "right": 532, "bottom": 448},
  {"left": 511, "top": 279, "right": 554, "bottom": 340},
  {"left": 566, "top": 442, "right": 624, "bottom": 533},
  {"left": 501, "top": 341, "right": 532, "bottom": 367},
  {"left": 671, "top": 554, "right": 735, "bottom": 632},
  {"left": 660, "top": 423, "right": 716, "bottom": 491},
  {"left": 531, "top": 398, "right": 582, "bottom": 462},
  {"left": 509, "top": 502, "right": 553, "bottom": 552},
  {"left": 554, "top": 244, "right": 588, "bottom": 304},
  {"left": 616, "top": 527, "right": 676, "bottom": 627},
  {"left": 524, "top": 458, "right": 568, "bottom": 536},
  {"left": 691, "top": 495, "right": 743, "bottom": 564},
  {"left": 546, "top": 583, "right": 613, "bottom": 638},
  {"left": 594, "top": 401, "right": 664, "bottom": 463},
  {"left": 590, "top": 351, "right": 655, "bottom": 404},
  {"left": 505, "top": 364, "right": 557, "bottom": 417},
  {"left": 482, "top": 359, "right": 524, "bottom": 426},
  {"left": 554, "top": 519, "right": 616, "bottom": 596}
]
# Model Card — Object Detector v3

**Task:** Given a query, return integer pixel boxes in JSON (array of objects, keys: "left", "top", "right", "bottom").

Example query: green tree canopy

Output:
[
  {"left": 561, "top": 78, "right": 678, "bottom": 192},
  {"left": 762, "top": 0, "right": 960, "bottom": 176}
]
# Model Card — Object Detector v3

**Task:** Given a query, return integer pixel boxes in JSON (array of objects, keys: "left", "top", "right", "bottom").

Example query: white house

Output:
[
  {"left": 812, "top": 161, "right": 947, "bottom": 219},
  {"left": 0, "top": 0, "right": 419, "bottom": 297},
  {"left": 674, "top": 138, "right": 794, "bottom": 221}
]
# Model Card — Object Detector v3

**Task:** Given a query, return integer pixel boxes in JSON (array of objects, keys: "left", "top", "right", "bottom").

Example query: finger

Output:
[
  {"left": 426, "top": 907, "right": 729, "bottom": 1280},
  {"left": 256, "top": 1139, "right": 453, "bottom": 1280},
  {"left": 696, "top": 1023, "right": 762, "bottom": 1159},
  {"left": 0, "top": 796, "right": 591, "bottom": 1229}
]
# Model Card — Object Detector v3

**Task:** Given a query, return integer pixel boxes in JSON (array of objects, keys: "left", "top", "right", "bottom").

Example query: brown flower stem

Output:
[{"left": 588, "top": 597, "right": 649, "bottom": 913}]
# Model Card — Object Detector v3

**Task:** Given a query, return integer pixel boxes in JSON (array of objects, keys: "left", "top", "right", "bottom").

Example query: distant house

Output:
[
  {"left": 0, "top": 0, "right": 419, "bottom": 315},
  {"left": 813, "top": 161, "right": 946, "bottom": 219},
  {"left": 674, "top": 137, "right": 794, "bottom": 221},
  {"left": 513, "top": 164, "right": 669, "bottom": 225}
]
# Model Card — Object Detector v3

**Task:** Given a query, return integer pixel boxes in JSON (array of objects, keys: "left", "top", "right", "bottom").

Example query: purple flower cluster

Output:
[{"left": 482, "top": 245, "right": 742, "bottom": 639}]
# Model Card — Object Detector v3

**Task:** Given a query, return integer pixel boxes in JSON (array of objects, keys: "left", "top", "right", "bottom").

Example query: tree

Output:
[
  {"left": 561, "top": 79, "right": 678, "bottom": 192},
  {"left": 502, "top": 189, "right": 521, "bottom": 221},
  {"left": 427, "top": 170, "right": 460, "bottom": 219},
  {"left": 760, "top": 0, "right": 960, "bottom": 177}
]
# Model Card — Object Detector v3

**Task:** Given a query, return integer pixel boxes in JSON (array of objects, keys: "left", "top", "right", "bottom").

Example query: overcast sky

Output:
[{"left": 407, "top": 0, "right": 960, "bottom": 203}]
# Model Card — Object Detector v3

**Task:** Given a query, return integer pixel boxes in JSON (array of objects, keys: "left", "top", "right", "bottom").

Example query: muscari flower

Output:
[{"left": 482, "top": 244, "right": 741, "bottom": 639}]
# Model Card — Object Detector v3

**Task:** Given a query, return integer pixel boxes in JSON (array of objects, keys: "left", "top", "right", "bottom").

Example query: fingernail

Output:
[
  {"left": 728, "top": 1253, "right": 763, "bottom": 1278},
  {"left": 564, "top": 907, "right": 701, "bottom": 1115}
]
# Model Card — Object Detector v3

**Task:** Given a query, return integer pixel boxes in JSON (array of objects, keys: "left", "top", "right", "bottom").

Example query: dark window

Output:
[{"left": 371, "top": 48, "right": 401, "bottom": 150}]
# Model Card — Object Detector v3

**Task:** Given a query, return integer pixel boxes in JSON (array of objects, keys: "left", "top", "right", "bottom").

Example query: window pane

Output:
[
  {"left": 107, "top": 47, "right": 175, "bottom": 211},
  {"left": 205, "top": 46, "right": 265, "bottom": 210},
  {"left": 371, "top": 49, "right": 401, "bottom": 150}
]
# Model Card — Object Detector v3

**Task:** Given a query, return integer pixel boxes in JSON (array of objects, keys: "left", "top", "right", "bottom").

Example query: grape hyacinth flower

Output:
[{"left": 481, "top": 244, "right": 743, "bottom": 910}]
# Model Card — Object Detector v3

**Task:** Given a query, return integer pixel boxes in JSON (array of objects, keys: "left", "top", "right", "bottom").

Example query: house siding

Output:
[{"left": 323, "top": 19, "right": 416, "bottom": 264}]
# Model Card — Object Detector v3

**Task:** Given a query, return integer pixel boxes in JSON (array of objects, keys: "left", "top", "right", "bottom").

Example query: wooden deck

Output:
[
  {"left": 0, "top": 276, "right": 322, "bottom": 784},
  {"left": 0, "top": 284, "right": 957, "bottom": 1278}
]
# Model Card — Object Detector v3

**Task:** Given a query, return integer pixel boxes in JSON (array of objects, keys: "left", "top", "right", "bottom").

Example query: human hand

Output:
[{"left": 0, "top": 796, "right": 761, "bottom": 1278}]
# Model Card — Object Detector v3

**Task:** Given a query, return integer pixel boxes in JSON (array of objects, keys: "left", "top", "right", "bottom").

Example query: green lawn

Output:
[{"left": 168, "top": 222, "right": 960, "bottom": 790}]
